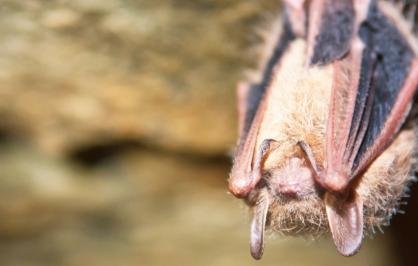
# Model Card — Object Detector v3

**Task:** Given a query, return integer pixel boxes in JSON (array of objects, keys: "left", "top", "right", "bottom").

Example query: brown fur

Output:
[
  {"left": 256, "top": 40, "right": 331, "bottom": 169},
  {"left": 245, "top": 2, "right": 417, "bottom": 237},
  {"left": 231, "top": 0, "right": 418, "bottom": 258}
]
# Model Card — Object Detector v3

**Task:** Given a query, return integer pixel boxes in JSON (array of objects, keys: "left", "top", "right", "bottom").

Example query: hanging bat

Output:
[{"left": 228, "top": 0, "right": 418, "bottom": 259}]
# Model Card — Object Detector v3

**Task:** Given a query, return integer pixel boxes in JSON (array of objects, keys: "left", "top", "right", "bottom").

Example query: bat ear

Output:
[
  {"left": 250, "top": 190, "right": 270, "bottom": 260},
  {"left": 325, "top": 191, "right": 363, "bottom": 256}
]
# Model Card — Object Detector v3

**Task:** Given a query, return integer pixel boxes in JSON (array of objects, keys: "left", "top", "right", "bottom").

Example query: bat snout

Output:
[{"left": 269, "top": 157, "right": 315, "bottom": 198}]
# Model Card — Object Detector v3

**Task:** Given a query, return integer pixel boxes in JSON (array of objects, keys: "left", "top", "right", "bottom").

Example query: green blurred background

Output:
[{"left": 0, "top": 0, "right": 417, "bottom": 265}]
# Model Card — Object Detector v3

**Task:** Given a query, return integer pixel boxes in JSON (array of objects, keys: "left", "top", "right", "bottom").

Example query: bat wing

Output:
[
  {"left": 321, "top": 2, "right": 418, "bottom": 256},
  {"left": 229, "top": 10, "right": 295, "bottom": 197},
  {"left": 307, "top": 0, "right": 355, "bottom": 66},
  {"left": 237, "top": 11, "right": 296, "bottom": 143}
]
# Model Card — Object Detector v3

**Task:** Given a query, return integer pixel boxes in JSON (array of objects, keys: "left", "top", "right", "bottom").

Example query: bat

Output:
[{"left": 228, "top": 0, "right": 418, "bottom": 259}]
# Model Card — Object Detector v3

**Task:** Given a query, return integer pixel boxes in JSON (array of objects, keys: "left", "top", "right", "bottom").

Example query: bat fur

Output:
[{"left": 229, "top": 0, "right": 418, "bottom": 259}]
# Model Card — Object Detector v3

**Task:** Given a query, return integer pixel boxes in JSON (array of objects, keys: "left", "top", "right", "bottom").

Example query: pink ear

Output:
[
  {"left": 325, "top": 191, "right": 363, "bottom": 256},
  {"left": 250, "top": 191, "right": 270, "bottom": 260}
]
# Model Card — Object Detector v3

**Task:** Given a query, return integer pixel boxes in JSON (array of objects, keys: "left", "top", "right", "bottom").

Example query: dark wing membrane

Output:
[
  {"left": 310, "top": 0, "right": 355, "bottom": 66},
  {"left": 415, "top": 2, "right": 418, "bottom": 33},
  {"left": 319, "top": 0, "right": 418, "bottom": 256},
  {"left": 339, "top": 41, "right": 376, "bottom": 173},
  {"left": 350, "top": 2, "right": 416, "bottom": 175},
  {"left": 325, "top": 1, "right": 417, "bottom": 188},
  {"left": 239, "top": 10, "right": 295, "bottom": 142}
]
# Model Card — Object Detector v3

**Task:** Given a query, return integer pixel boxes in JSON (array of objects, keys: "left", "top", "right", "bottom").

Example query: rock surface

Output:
[
  {"left": 0, "top": 0, "right": 280, "bottom": 155},
  {"left": 0, "top": 141, "right": 399, "bottom": 266},
  {"left": 0, "top": 0, "right": 409, "bottom": 265}
]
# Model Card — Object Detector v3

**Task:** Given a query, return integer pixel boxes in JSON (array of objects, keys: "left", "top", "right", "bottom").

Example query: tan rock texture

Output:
[
  {"left": 0, "top": 0, "right": 408, "bottom": 265},
  {"left": 0, "top": 0, "right": 280, "bottom": 155}
]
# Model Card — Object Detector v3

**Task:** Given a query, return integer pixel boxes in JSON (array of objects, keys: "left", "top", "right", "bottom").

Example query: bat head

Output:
[{"left": 267, "top": 157, "right": 315, "bottom": 199}]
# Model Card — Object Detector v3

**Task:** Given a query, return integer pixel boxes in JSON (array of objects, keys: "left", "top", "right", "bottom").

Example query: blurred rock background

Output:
[{"left": 0, "top": 0, "right": 415, "bottom": 265}]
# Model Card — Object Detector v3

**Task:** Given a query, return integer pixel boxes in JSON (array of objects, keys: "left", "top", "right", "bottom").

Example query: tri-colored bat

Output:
[{"left": 228, "top": 0, "right": 418, "bottom": 259}]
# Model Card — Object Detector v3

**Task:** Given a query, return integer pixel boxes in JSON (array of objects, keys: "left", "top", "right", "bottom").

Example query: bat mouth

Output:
[
  {"left": 244, "top": 164, "right": 324, "bottom": 222},
  {"left": 247, "top": 182, "right": 324, "bottom": 260},
  {"left": 256, "top": 181, "right": 322, "bottom": 254},
  {"left": 266, "top": 179, "right": 319, "bottom": 200}
]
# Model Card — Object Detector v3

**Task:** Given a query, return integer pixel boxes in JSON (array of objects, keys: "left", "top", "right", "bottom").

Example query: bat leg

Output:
[{"left": 250, "top": 139, "right": 280, "bottom": 186}]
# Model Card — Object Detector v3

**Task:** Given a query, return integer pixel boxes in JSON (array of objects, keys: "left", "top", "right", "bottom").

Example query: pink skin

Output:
[
  {"left": 268, "top": 157, "right": 315, "bottom": 198},
  {"left": 284, "top": 0, "right": 305, "bottom": 9}
]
